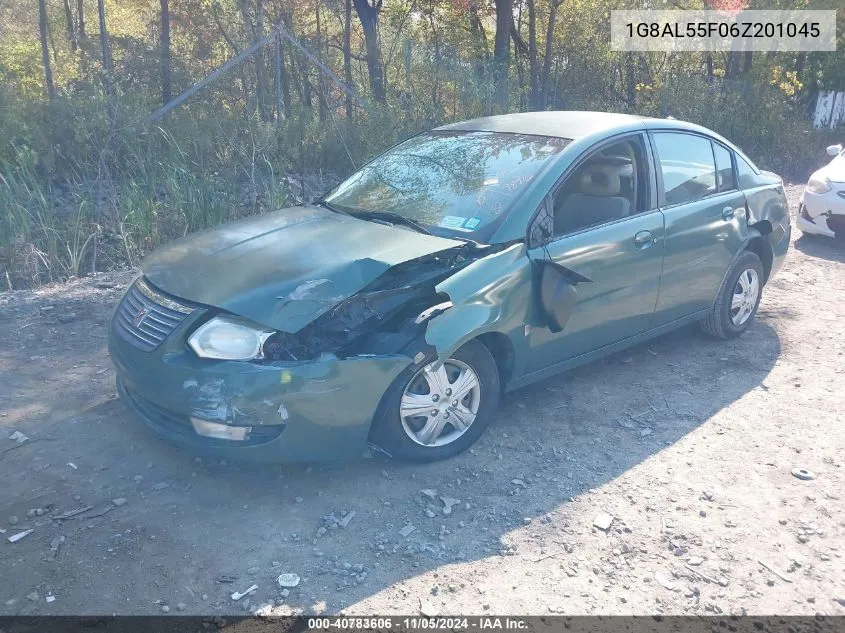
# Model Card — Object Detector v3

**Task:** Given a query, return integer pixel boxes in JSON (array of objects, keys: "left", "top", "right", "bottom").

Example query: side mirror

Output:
[{"left": 827, "top": 144, "right": 843, "bottom": 157}]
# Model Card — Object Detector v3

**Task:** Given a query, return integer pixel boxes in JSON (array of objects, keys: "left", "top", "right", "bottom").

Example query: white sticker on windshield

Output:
[
  {"left": 483, "top": 178, "right": 499, "bottom": 186},
  {"left": 439, "top": 216, "right": 467, "bottom": 229}
]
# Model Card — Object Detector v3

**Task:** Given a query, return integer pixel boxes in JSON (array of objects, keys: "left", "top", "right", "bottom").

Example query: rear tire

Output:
[
  {"left": 701, "top": 250, "right": 764, "bottom": 340},
  {"left": 370, "top": 339, "right": 500, "bottom": 462}
]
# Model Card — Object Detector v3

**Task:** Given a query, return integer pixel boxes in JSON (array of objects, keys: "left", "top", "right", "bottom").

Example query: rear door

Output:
[
  {"left": 524, "top": 133, "right": 665, "bottom": 373},
  {"left": 649, "top": 132, "right": 747, "bottom": 325}
]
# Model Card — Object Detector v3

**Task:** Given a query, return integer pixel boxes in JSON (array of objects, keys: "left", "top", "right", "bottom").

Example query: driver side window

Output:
[{"left": 551, "top": 136, "right": 647, "bottom": 236}]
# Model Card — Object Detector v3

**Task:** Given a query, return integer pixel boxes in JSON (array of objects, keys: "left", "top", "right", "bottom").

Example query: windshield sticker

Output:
[
  {"left": 463, "top": 217, "right": 481, "bottom": 230},
  {"left": 440, "top": 216, "right": 468, "bottom": 229},
  {"left": 483, "top": 178, "right": 499, "bottom": 186}
]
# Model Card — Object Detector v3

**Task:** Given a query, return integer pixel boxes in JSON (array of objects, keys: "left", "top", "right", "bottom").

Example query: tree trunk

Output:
[
  {"left": 97, "top": 0, "right": 113, "bottom": 96},
  {"left": 468, "top": 1, "right": 487, "bottom": 81},
  {"left": 428, "top": 0, "right": 442, "bottom": 114},
  {"left": 705, "top": 52, "right": 713, "bottom": 83},
  {"left": 343, "top": 0, "right": 353, "bottom": 117},
  {"left": 254, "top": 0, "right": 268, "bottom": 120},
  {"left": 352, "top": 0, "right": 385, "bottom": 103},
  {"left": 39, "top": 0, "right": 55, "bottom": 100},
  {"left": 77, "top": 0, "right": 85, "bottom": 40},
  {"left": 527, "top": 0, "right": 539, "bottom": 109},
  {"left": 236, "top": 0, "right": 264, "bottom": 118},
  {"left": 794, "top": 52, "right": 805, "bottom": 82},
  {"left": 726, "top": 50, "right": 741, "bottom": 79},
  {"left": 493, "top": 0, "right": 511, "bottom": 111},
  {"left": 278, "top": 15, "right": 292, "bottom": 117},
  {"left": 160, "top": 0, "right": 172, "bottom": 105},
  {"left": 539, "top": 0, "right": 560, "bottom": 107},
  {"left": 213, "top": 4, "right": 249, "bottom": 113},
  {"left": 298, "top": 53, "right": 312, "bottom": 111},
  {"left": 63, "top": 0, "right": 77, "bottom": 51},
  {"left": 315, "top": 1, "right": 327, "bottom": 122},
  {"left": 625, "top": 53, "right": 636, "bottom": 109},
  {"left": 742, "top": 50, "right": 752, "bottom": 75},
  {"left": 76, "top": 0, "right": 86, "bottom": 75}
]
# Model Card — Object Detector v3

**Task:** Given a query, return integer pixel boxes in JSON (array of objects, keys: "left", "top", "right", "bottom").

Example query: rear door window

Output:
[{"left": 652, "top": 133, "right": 717, "bottom": 206}]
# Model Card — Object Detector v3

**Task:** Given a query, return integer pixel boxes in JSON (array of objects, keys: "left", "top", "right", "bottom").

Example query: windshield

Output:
[{"left": 323, "top": 131, "right": 570, "bottom": 238}]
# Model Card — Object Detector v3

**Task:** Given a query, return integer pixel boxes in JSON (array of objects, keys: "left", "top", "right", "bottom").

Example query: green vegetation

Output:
[{"left": 1, "top": 0, "right": 843, "bottom": 287}]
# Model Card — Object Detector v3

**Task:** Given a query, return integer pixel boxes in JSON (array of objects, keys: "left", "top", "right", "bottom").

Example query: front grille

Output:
[{"left": 114, "top": 278, "right": 195, "bottom": 351}]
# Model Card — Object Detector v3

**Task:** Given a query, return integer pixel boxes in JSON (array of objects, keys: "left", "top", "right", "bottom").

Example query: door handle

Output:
[
  {"left": 633, "top": 230, "right": 654, "bottom": 248},
  {"left": 722, "top": 206, "right": 735, "bottom": 221}
]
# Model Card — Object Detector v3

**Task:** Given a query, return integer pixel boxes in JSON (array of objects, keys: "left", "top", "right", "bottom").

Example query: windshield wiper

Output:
[
  {"left": 347, "top": 210, "right": 432, "bottom": 236},
  {"left": 315, "top": 200, "right": 350, "bottom": 216}
]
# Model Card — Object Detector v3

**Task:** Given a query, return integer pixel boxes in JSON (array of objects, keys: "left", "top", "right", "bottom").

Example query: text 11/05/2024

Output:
[{"left": 307, "top": 617, "right": 529, "bottom": 630}]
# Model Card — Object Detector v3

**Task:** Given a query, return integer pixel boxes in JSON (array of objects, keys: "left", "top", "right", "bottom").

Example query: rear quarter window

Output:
[
  {"left": 736, "top": 154, "right": 759, "bottom": 189},
  {"left": 713, "top": 143, "right": 737, "bottom": 192}
]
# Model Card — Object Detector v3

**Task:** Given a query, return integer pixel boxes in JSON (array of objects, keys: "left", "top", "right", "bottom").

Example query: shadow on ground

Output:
[
  {"left": 793, "top": 233, "right": 845, "bottom": 263},
  {"left": 0, "top": 279, "right": 781, "bottom": 615}
]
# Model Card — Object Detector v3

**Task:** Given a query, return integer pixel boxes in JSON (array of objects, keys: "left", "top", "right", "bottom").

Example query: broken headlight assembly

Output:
[
  {"left": 188, "top": 316, "right": 275, "bottom": 360},
  {"left": 806, "top": 176, "right": 832, "bottom": 195}
]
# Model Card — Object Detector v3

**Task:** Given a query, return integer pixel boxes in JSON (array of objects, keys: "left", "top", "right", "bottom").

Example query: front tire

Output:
[
  {"left": 701, "top": 250, "right": 764, "bottom": 340},
  {"left": 370, "top": 339, "right": 500, "bottom": 462}
]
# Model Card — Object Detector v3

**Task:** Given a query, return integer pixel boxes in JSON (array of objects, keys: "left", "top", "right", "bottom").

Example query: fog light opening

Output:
[{"left": 190, "top": 418, "right": 251, "bottom": 441}]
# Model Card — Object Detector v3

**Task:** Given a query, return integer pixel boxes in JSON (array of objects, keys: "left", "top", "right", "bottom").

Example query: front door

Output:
[{"left": 524, "top": 134, "right": 665, "bottom": 374}]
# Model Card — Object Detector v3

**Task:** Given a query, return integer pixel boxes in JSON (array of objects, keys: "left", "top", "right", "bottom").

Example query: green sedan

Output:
[{"left": 109, "top": 111, "right": 791, "bottom": 462}]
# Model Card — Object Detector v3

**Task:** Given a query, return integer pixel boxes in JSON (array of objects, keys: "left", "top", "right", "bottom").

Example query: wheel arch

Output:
[
  {"left": 475, "top": 331, "right": 516, "bottom": 392},
  {"left": 745, "top": 222, "right": 775, "bottom": 283}
]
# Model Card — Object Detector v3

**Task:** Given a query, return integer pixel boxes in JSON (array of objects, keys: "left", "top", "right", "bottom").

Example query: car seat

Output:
[{"left": 554, "top": 161, "right": 634, "bottom": 235}]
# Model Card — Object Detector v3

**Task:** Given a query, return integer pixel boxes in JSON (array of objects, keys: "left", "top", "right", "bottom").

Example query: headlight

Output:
[
  {"left": 188, "top": 316, "right": 274, "bottom": 360},
  {"left": 806, "top": 176, "right": 832, "bottom": 194}
]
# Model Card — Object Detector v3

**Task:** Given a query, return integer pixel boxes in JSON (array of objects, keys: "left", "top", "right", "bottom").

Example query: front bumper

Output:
[
  {"left": 797, "top": 186, "right": 845, "bottom": 237},
  {"left": 109, "top": 310, "right": 412, "bottom": 462}
]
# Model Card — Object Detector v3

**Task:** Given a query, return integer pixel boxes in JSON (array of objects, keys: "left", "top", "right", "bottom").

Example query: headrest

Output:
[{"left": 579, "top": 161, "right": 633, "bottom": 196}]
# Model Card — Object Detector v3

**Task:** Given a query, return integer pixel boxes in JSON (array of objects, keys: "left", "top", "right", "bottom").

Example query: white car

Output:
[{"left": 797, "top": 143, "right": 845, "bottom": 238}]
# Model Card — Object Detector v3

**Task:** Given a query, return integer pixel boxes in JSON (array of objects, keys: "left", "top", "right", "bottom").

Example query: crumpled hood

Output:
[{"left": 142, "top": 205, "right": 463, "bottom": 333}]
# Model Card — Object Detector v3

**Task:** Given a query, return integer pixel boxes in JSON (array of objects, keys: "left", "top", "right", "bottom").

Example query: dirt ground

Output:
[{"left": 1, "top": 184, "right": 844, "bottom": 617}]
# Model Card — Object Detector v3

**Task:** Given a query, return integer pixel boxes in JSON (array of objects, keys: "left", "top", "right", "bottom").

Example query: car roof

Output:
[{"left": 435, "top": 110, "right": 700, "bottom": 141}]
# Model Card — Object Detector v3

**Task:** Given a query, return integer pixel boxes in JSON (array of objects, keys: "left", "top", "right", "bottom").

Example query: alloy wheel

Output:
[
  {"left": 399, "top": 359, "right": 482, "bottom": 447},
  {"left": 730, "top": 268, "right": 760, "bottom": 326}
]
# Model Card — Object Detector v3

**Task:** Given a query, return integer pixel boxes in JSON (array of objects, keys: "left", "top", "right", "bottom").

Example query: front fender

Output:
[
  {"left": 424, "top": 242, "right": 532, "bottom": 369},
  {"left": 424, "top": 303, "right": 507, "bottom": 362}
]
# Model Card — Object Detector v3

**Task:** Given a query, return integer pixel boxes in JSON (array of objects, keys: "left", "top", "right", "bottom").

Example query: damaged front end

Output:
[
  {"left": 260, "top": 242, "right": 496, "bottom": 363},
  {"left": 109, "top": 240, "right": 504, "bottom": 461}
]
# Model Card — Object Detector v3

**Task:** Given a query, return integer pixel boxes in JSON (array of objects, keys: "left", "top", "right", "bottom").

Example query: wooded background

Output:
[{"left": 1, "top": 0, "right": 843, "bottom": 286}]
